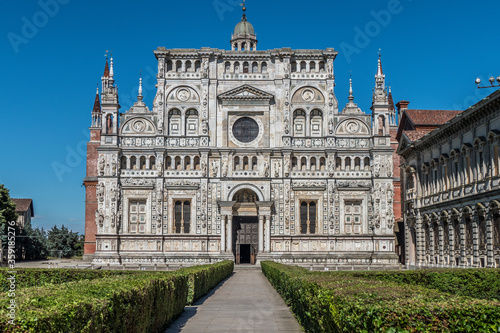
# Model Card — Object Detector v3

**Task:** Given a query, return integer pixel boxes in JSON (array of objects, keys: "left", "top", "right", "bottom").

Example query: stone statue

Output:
[
  {"left": 328, "top": 119, "right": 334, "bottom": 135},
  {"left": 212, "top": 161, "right": 218, "bottom": 177},
  {"left": 96, "top": 209, "right": 104, "bottom": 227},
  {"left": 274, "top": 161, "right": 281, "bottom": 178},
  {"left": 111, "top": 160, "right": 117, "bottom": 175},
  {"left": 202, "top": 58, "right": 209, "bottom": 78},
  {"left": 98, "top": 156, "right": 105, "bottom": 176},
  {"left": 222, "top": 160, "right": 228, "bottom": 177},
  {"left": 284, "top": 158, "right": 290, "bottom": 176},
  {"left": 264, "top": 160, "right": 270, "bottom": 177},
  {"left": 97, "top": 183, "right": 105, "bottom": 202},
  {"left": 157, "top": 159, "right": 163, "bottom": 173},
  {"left": 201, "top": 162, "right": 207, "bottom": 177},
  {"left": 284, "top": 60, "right": 290, "bottom": 77},
  {"left": 201, "top": 119, "right": 208, "bottom": 134},
  {"left": 328, "top": 160, "right": 334, "bottom": 177}
]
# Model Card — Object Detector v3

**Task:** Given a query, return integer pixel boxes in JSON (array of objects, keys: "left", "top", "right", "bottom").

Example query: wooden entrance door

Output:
[{"left": 235, "top": 217, "right": 258, "bottom": 264}]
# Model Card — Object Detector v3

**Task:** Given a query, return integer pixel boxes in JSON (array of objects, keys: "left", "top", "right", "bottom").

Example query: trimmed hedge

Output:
[
  {"left": 0, "top": 268, "right": 135, "bottom": 291},
  {"left": 180, "top": 260, "right": 234, "bottom": 305},
  {"left": 0, "top": 261, "right": 234, "bottom": 332},
  {"left": 336, "top": 268, "right": 500, "bottom": 301},
  {"left": 261, "top": 261, "right": 500, "bottom": 332}
]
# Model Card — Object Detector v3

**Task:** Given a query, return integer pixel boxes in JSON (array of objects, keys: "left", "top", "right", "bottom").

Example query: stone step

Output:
[{"left": 233, "top": 264, "right": 261, "bottom": 270}]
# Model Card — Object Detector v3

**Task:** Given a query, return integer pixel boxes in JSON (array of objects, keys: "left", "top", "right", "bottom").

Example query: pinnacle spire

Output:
[
  {"left": 348, "top": 77, "right": 354, "bottom": 102},
  {"left": 92, "top": 87, "right": 101, "bottom": 113},
  {"left": 109, "top": 57, "right": 114, "bottom": 78},
  {"left": 137, "top": 76, "right": 143, "bottom": 101},
  {"left": 103, "top": 58, "right": 109, "bottom": 77}
]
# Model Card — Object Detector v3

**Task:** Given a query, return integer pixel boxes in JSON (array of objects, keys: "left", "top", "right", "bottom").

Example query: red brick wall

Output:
[{"left": 84, "top": 130, "right": 100, "bottom": 255}]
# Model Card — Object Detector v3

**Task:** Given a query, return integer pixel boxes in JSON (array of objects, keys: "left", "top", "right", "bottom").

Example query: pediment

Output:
[{"left": 218, "top": 85, "right": 274, "bottom": 101}]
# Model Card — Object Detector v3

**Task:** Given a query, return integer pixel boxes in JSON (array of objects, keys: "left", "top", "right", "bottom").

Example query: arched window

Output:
[
  {"left": 185, "top": 60, "right": 192, "bottom": 72},
  {"left": 185, "top": 109, "right": 198, "bottom": 136},
  {"left": 291, "top": 61, "right": 297, "bottom": 72},
  {"left": 336, "top": 157, "right": 342, "bottom": 171},
  {"left": 168, "top": 109, "right": 181, "bottom": 135},
  {"left": 293, "top": 110, "right": 306, "bottom": 136},
  {"left": 106, "top": 114, "right": 113, "bottom": 134},
  {"left": 319, "top": 157, "right": 326, "bottom": 171},
  {"left": 310, "top": 110, "right": 323, "bottom": 136},
  {"left": 364, "top": 157, "right": 370, "bottom": 171},
  {"left": 354, "top": 157, "right": 361, "bottom": 171},
  {"left": 166, "top": 156, "right": 172, "bottom": 170},
  {"left": 433, "top": 221, "right": 439, "bottom": 253},
  {"left": 300, "top": 61, "right": 306, "bottom": 72},
  {"left": 234, "top": 156, "right": 240, "bottom": 170},
  {"left": 175, "top": 156, "right": 181, "bottom": 170},
  {"left": 292, "top": 157, "right": 298, "bottom": 171},
  {"left": 310, "top": 61, "right": 316, "bottom": 72},
  {"left": 345, "top": 157, "right": 351, "bottom": 171},
  {"left": 465, "top": 216, "right": 473, "bottom": 250},
  {"left": 121, "top": 156, "right": 127, "bottom": 170},
  {"left": 243, "top": 62, "right": 249, "bottom": 73},
  {"left": 194, "top": 156, "right": 200, "bottom": 170},
  {"left": 252, "top": 156, "right": 258, "bottom": 170},
  {"left": 174, "top": 200, "right": 191, "bottom": 234},
  {"left": 453, "top": 218, "right": 460, "bottom": 250},
  {"left": 129, "top": 156, "right": 137, "bottom": 170},
  {"left": 140, "top": 156, "right": 146, "bottom": 170},
  {"left": 300, "top": 157, "right": 307, "bottom": 171},
  {"left": 184, "top": 156, "right": 191, "bottom": 170},
  {"left": 150, "top": 156, "right": 156, "bottom": 170},
  {"left": 478, "top": 212, "right": 487, "bottom": 251},
  {"left": 225, "top": 62, "right": 231, "bottom": 73},
  {"left": 261, "top": 62, "right": 268, "bottom": 72},
  {"left": 424, "top": 222, "right": 430, "bottom": 251},
  {"left": 310, "top": 157, "right": 317, "bottom": 171},
  {"left": 166, "top": 60, "right": 172, "bottom": 72},
  {"left": 378, "top": 115, "right": 386, "bottom": 135},
  {"left": 319, "top": 61, "right": 325, "bottom": 71},
  {"left": 176, "top": 60, "right": 182, "bottom": 72},
  {"left": 243, "top": 156, "right": 249, "bottom": 170},
  {"left": 234, "top": 62, "right": 240, "bottom": 73},
  {"left": 252, "top": 62, "right": 258, "bottom": 73},
  {"left": 300, "top": 201, "right": 317, "bottom": 234},
  {"left": 195, "top": 60, "right": 201, "bottom": 72}
]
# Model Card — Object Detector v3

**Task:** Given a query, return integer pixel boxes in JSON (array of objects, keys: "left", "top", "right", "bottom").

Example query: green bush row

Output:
[
  {"left": 0, "top": 268, "right": 135, "bottom": 292},
  {"left": 0, "top": 261, "right": 234, "bottom": 332},
  {"left": 180, "top": 260, "right": 234, "bottom": 305},
  {"left": 334, "top": 268, "right": 500, "bottom": 301},
  {"left": 261, "top": 261, "right": 500, "bottom": 332}
]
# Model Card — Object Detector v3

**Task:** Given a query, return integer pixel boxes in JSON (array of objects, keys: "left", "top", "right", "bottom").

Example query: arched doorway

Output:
[{"left": 232, "top": 189, "right": 259, "bottom": 264}]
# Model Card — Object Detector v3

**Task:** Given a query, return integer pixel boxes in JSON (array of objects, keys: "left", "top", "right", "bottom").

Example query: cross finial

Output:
[{"left": 378, "top": 48, "right": 382, "bottom": 57}]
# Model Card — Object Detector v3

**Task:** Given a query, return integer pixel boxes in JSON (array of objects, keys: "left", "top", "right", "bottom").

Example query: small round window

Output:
[{"left": 232, "top": 117, "right": 259, "bottom": 143}]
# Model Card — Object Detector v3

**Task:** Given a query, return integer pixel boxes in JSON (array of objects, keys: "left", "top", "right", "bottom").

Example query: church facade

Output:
[{"left": 83, "top": 10, "right": 398, "bottom": 267}]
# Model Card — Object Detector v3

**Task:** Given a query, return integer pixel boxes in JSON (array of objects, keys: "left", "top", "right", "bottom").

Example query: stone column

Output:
[
  {"left": 258, "top": 215, "right": 264, "bottom": 253},
  {"left": 265, "top": 216, "right": 271, "bottom": 252},
  {"left": 227, "top": 213, "right": 233, "bottom": 254},
  {"left": 416, "top": 214, "right": 424, "bottom": 266},
  {"left": 486, "top": 209, "right": 494, "bottom": 267},
  {"left": 460, "top": 215, "right": 467, "bottom": 267},
  {"left": 220, "top": 215, "right": 226, "bottom": 253},
  {"left": 473, "top": 213, "right": 479, "bottom": 267}
]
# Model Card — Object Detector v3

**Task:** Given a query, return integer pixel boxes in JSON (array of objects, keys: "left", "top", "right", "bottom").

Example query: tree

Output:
[
  {"left": 23, "top": 224, "right": 48, "bottom": 260},
  {"left": 46, "top": 225, "right": 81, "bottom": 258},
  {"left": 0, "top": 184, "right": 19, "bottom": 260}
]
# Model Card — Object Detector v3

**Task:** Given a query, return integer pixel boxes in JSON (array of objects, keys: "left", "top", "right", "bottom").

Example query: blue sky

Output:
[{"left": 0, "top": 0, "right": 498, "bottom": 234}]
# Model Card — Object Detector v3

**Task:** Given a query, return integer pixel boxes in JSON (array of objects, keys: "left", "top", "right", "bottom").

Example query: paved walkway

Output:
[{"left": 165, "top": 268, "right": 302, "bottom": 333}]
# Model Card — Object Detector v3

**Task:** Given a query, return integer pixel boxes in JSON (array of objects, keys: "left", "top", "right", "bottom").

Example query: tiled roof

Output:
[
  {"left": 404, "top": 129, "right": 433, "bottom": 142},
  {"left": 12, "top": 199, "right": 34, "bottom": 216},
  {"left": 406, "top": 109, "right": 462, "bottom": 126}
]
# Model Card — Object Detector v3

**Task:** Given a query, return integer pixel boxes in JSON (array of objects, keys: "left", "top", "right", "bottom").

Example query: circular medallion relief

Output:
[
  {"left": 132, "top": 120, "right": 146, "bottom": 132},
  {"left": 232, "top": 117, "right": 259, "bottom": 143},
  {"left": 346, "top": 121, "right": 359, "bottom": 134},
  {"left": 177, "top": 88, "right": 191, "bottom": 101},
  {"left": 301, "top": 89, "right": 315, "bottom": 102}
]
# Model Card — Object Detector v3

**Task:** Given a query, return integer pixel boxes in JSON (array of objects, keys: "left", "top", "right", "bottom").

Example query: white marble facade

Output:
[{"left": 87, "top": 15, "right": 398, "bottom": 267}]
